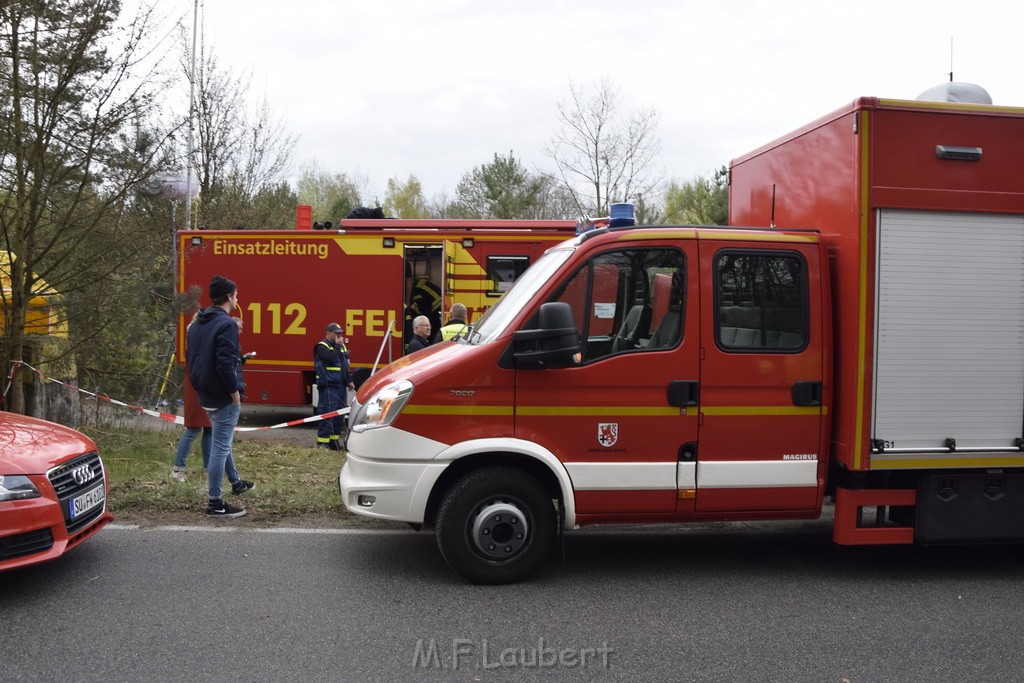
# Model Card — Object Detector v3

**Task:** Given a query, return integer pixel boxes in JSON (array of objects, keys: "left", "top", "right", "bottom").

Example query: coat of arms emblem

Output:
[{"left": 597, "top": 422, "right": 619, "bottom": 448}]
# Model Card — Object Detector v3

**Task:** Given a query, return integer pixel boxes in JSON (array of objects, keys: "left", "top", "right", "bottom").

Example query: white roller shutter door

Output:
[{"left": 873, "top": 210, "right": 1024, "bottom": 451}]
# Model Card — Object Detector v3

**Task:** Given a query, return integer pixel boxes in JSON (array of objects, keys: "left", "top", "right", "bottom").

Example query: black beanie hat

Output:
[{"left": 209, "top": 275, "right": 237, "bottom": 300}]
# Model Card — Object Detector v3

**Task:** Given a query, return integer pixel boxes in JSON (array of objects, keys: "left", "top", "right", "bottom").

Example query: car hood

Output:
[
  {"left": 0, "top": 411, "right": 98, "bottom": 475},
  {"left": 357, "top": 340, "right": 472, "bottom": 399}
]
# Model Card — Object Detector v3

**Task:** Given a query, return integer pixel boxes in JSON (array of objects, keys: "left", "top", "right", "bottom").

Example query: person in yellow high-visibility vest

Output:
[{"left": 437, "top": 302, "right": 469, "bottom": 342}]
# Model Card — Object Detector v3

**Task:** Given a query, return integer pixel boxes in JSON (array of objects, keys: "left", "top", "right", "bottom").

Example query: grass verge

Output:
[{"left": 90, "top": 428, "right": 349, "bottom": 519}]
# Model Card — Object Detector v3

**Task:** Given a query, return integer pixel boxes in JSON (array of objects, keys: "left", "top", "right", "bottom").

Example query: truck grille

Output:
[
  {"left": 47, "top": 452, "right": 106, "bottom": 535},
  {"left": 0, "top": 528, "right": 54, "bottom": 561}
]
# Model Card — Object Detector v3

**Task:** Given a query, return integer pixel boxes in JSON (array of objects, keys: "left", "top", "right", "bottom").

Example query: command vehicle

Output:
[
  {"left": 339, "top": 93, "right": 1024, "bottom": 583},
  {"left": 0, "top": 411, "right": 113, "bottom": 571},
  {"left": 176, "top": 216, "right": 575, "bottom": 406}
]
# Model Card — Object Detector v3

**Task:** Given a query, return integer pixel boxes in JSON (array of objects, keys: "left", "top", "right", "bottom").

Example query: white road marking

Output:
[{"left": 107, "top": 523, "right": 412, "bottom": 535}]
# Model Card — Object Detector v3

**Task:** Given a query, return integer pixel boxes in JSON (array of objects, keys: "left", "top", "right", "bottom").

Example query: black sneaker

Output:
[
  {"left": 231, "top": 480, "right": 255, "bottom": 495},
  {"left": 206, "top": 499, "right": 247, "bottom": 518}
]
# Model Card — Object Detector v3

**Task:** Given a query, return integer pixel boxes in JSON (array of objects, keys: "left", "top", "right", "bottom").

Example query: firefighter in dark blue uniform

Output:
[{"left": 314, "top": 322, "right": 354, "bottom": 449}]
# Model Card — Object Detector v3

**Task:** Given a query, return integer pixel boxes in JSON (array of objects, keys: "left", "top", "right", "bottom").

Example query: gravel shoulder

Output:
[{"left": 112, "top": 509, "right": 411, "bottom": 531}]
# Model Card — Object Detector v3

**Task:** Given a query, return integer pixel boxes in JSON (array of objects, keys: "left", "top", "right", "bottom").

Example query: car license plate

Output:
[{"left": 70, "top": 484, "right": 105, "bottom": 519}]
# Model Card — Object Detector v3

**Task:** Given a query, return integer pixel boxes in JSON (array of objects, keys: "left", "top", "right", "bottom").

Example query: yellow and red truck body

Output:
[{"left": 176, "top": 218, "right": 575, "bottom": 406}]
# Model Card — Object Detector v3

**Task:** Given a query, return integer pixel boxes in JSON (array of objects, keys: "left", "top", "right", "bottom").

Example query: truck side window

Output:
[
  {"left": 548, "top": 248, "right": 685, "bottom": 363},
  {"left": 715, "top": 251, "right": 807, "bottom": 352},
  {"left": 487, "top": 256, "right": 529, "bottom": 296}
]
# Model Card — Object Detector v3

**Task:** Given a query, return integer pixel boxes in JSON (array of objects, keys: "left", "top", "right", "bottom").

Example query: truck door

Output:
[
  {"left": 514, "top": 241, "right": 700, "bottom": 519},
  {"left": 404, "top": 245, "right": 443, "bottom": 346},
  {"left": 694, "top": 239, "right": 827, "bottom": 513}
]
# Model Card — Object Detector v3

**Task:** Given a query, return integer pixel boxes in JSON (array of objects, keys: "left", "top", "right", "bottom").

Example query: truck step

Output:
[{"left": 833, "top": 487, "right": 916, "bottom": 545}]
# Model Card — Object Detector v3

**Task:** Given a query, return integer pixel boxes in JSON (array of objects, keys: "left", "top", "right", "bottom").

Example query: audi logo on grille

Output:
[{"left": 71, "top": 464, "right": 96, "bottom": 485}]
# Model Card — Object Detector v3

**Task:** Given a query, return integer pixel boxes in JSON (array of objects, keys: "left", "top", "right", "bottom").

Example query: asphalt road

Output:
[{"left": 3, "top": 516, "right": 1023, "bottom": 682}]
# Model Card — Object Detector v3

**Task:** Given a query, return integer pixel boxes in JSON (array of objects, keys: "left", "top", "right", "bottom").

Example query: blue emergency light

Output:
[
  {"left": 576, "top": 203, "right": 637, "bottom": 236},
  {"left": 608, "top": 202, "right": 636, "bottom": 228}
]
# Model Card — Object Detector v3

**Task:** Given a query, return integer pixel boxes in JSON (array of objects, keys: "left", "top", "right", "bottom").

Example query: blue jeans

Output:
[
  {"left": 173, "top": 427, "right": 211, "bottom": 471},
  {"left": 207, "top": 403, "right": 241, "bottom": 501},
  {"left": 316, "top": 386, "right": 346, "bottom": 447}
]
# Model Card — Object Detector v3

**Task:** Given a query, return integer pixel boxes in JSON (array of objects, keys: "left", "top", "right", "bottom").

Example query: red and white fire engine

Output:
[
  {"left": 339, "top": 88, "right": 1024, "bottom": 583},
  {"left": 176, "top": 215, "right": 575, "bottom": 406}
]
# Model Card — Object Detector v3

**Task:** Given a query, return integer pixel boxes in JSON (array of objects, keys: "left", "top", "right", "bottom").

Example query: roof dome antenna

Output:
[{"left": 916, "top": 82, "right": 992, "bottom": 105}]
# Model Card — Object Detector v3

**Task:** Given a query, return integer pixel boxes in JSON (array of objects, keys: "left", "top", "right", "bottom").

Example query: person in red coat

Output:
[
  {"left": 171, "top": 369, "right": 211, "bottom": 481},
  {"left": 172, "top": 312, "right": 211, "bottom": 481}
]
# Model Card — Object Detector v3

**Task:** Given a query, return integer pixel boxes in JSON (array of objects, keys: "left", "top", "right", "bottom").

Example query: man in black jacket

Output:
[
  {"left": 186, "top": 275, "right": 254, "bottom": 518},
  {"left": 407, "top": 315, "right": 432, "bottom": 354}
]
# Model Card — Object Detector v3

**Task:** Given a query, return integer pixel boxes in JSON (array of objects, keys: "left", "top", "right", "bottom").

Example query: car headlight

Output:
[
  {"left": 0, "top": 474, "right": 41, "bottom": 501},
  {"left": 350, "top": 380, "right": 414, "bottom": 433}
]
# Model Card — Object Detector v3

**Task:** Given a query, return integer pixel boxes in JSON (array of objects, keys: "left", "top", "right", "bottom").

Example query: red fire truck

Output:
[
  {"left": 339, "top": 92, "right": 1024, "bottom": 583},
  {"left": 176, "top": 216, "right": 575, "bottom": 405}
]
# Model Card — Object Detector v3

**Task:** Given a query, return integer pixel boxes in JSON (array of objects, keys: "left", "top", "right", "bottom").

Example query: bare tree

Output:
[
  {"left": 186, "top": 38, "right": 297, "bottom": 228},
  {"left": 544, "top": 78, "right": 663, "bottom": 217},
  {"left": 0, "top": 0, "right": 176, "bottom": 415},
  {"left": 532, "top": 175, "right": 579, "bottom": 220}
]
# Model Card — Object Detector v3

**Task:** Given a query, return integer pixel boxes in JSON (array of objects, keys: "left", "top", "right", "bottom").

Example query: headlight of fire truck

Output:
[{"left": 350, "top": 380, "right": 414, "bottom": 433}]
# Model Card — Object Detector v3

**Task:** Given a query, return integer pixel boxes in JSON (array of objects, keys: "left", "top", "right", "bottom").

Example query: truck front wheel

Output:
[{"left": 435, "top": 467, "right": 557, "bottom": 584}]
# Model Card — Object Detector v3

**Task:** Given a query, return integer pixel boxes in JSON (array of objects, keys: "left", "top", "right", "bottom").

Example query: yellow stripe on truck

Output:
[
  {"left": 871, "top": 454, "right": 1024, "bottom": 470},
  {"left": 702, "top": 405, "right": 827, "bottom": 416},
  {"left": 402, "top": 404, "right": 824, "bottom": 417},
  {"left": 403, "top": 405, "right": 515, "bottom": 416},
  {"left": 517, "top": 406, "right": 683, "bottom": 417}
]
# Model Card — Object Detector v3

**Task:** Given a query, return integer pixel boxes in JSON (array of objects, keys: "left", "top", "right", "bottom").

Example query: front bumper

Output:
[
  {"left": 2, "top": 452, "right": 114, "bottom": 572},
  {"left": 339, "top": 426, "right": 450, "bottom": 523},
  {"left": 339, "top": 454, "right": 448, "bottom": 523},
  {"left": 0, "top": 486, "right": 113, "bottom": 572}
]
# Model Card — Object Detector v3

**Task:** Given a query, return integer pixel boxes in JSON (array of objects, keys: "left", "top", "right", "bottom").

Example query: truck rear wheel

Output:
[{"left": 435, "top": 467, "right": 557, "bottom": 584}]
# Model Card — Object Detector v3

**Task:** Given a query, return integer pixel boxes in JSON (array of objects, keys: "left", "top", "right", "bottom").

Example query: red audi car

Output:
[{"left": 0, "top": 411, "right": 113, "bottom": 571}]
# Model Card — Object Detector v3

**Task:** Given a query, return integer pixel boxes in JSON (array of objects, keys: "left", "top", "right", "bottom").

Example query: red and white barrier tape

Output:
[{"left": 4, "top": 361, "right": 349, "bottom": 432}]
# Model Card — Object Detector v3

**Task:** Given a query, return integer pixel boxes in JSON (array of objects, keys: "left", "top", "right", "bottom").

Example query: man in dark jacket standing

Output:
[
  {"left": 186, "top": 275, "right": 254, "bottom": 518},
  {"left": 407, "top": 315, "right": 432, "bottom": 354},
  {"left": 314, "top": 322, "right": 354, "bottom": 450}
]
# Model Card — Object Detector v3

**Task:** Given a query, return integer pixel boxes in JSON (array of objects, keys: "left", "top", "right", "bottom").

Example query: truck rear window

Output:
[{"left": 715, "top": 251, "right": 807, "bottom": 352}]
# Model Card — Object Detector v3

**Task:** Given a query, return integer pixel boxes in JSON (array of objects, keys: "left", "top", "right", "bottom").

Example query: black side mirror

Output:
[{"left": 511, "top": 302, "right": 580, "bottom": 369}]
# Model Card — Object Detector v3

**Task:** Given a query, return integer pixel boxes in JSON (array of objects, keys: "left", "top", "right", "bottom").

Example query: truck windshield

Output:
[{"left": 472, "top": 248, "right": 574, "bottom": 343}]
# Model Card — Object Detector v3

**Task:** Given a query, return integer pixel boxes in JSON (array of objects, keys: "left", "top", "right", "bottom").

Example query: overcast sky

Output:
[{"left": 165, "top": 0, "right": 1024, "bottom": 205}]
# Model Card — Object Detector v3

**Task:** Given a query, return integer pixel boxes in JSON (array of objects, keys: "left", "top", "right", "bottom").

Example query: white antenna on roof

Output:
[{"left": 949, "top": 36, "right": 954, "bottom": 82}]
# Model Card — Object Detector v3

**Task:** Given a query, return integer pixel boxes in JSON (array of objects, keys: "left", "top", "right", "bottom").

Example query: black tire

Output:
[{"left": 435, "top": 467, "right": 557, "bottom": 584}]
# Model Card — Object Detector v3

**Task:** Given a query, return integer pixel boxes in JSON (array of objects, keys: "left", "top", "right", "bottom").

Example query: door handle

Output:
[
  {"left": 667, "top": 380, "right": 699, "bottom": 407},
  {"left": 791, "top": 381, "right": 822, "bottom": 406}
]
